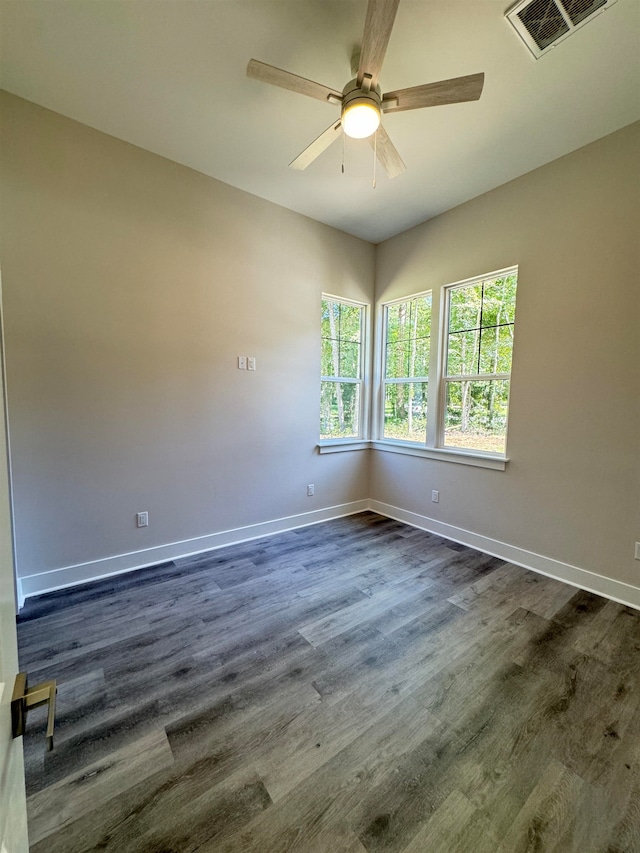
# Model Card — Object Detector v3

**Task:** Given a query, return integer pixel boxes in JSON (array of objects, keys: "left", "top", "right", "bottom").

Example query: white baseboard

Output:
[
  {"left": 18, "top": 500, "right": 370, "bottom": 600},
  {"left": 18, "top": 497, "right": 640, "bottom": 613},
  {"left": 369, "top": 500, "right": 640, "bottom": 611}
]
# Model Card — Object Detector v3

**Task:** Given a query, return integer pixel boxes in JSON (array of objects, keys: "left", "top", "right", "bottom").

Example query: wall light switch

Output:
[
  {"left": 635, "top": 542, "right": 640, "bottom": 560},
  {"left": 238, "top": 356, "right": 247, "bottom": 370},
  {"left": 431, "top": 490, "right": 439, "bottom": 503},
  {"left": 247, "top": 357, "right": 256, "bottom": 371},
  {"left": 136, "top": 511, "right": 149, "bottom": 528}
]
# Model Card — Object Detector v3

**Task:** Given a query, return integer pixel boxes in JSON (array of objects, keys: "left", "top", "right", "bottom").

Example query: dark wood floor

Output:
[{"left": 17, "top": 512, "right": 640, "bottom": 852}]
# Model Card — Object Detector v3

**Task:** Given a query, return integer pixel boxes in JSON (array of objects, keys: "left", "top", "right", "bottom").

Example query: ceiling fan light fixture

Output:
[
  {"left": 248, "top": 0, "right": 483, "bottom": 178},
  {"left": 342, "top": 99, "right": 381, "bottom": 139}
]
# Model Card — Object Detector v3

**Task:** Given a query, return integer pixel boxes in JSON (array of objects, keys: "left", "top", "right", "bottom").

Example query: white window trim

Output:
[
  {"left": 370, "top": 440, "right": 508, "bottom": 470},
  {"left": 317, "top": 439, "right": 370, "bottom": 454},
  {"left": 372, "top": 289, "right": 432, "bottom": 446},
  {"left": 380, "top": 291, "right": 432, "bottom": 445},
  {"left": 370, "top": 267, "right": 517, "bottom": 467},
  {"left": 436, "top": 267, "right": 517, "bottom": 455},
  {"left": 318, "top": 438, "right": 506, "bottom": 468},
  {"left": 319, "top": 294, "right": 370, "bottom": 445}
]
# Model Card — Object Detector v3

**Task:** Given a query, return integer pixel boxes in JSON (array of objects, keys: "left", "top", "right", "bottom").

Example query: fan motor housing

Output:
[{"left": 341, "top": 78, "right": 382, "bottom": 112}]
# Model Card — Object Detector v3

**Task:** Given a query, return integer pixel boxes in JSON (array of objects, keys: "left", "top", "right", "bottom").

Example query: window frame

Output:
[
  {"left": 378, "top": 290, "right": 433, "bottom": 446},
  {"left": 371, "top": 267, "right": 517, "bottom": 469},
  {"left": 437, "top": 269, "right": 517, "bottom": 455},
  {"left": 319, "top": 293, "right": 370, "bottom": 446}
]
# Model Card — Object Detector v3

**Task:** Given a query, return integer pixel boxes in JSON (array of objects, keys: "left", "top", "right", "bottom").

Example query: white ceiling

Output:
[{"left": 1, "top": 0, "right": 638, "bottom": 243}]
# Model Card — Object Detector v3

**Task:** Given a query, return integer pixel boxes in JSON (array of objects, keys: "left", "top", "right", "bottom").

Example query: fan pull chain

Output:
[
  {"left": 342, "top": 130, "right": 345, "bottom": 174},
  {"left": 373, "top": 131, "right": 377, "bottom": 189}
]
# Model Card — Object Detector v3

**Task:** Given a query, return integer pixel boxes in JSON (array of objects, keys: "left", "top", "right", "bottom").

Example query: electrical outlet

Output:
[
  {"left": 635, "top": 542, "right": 640, "bottom": 560},
  {"left": 247, "top": 357, "right": 256, "bottom": 371},
  {"left": 307, "top": 484, "right": 315, "bottom": 496},
  {"left": 136, "top": 511, "right": 149, "bottom": 528},
  {"left": 238, "top": 356, "right": 247, "bottom": 370},
  {"left": 431, "top": 490, "right": 439, "bottom": 503}
]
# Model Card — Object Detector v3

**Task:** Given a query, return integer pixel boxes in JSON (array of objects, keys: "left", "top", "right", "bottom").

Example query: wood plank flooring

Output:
[{"left": 17, "top": 511, "right": 640, "bottom": 852}]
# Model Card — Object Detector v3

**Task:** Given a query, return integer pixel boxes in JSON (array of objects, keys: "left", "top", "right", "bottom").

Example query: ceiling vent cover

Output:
[{"left": 506, "top": 0, "right": 618, "bottom": 58}]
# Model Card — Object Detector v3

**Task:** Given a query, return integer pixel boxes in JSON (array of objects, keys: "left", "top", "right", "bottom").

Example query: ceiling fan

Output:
[{"left": 247, "top": 0, "right": 485, "bottom": 179}]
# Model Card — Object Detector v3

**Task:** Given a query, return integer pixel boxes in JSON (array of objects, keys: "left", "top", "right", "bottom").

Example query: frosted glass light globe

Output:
[{"left": 342, "top": 101, "right": 381, "bottom": 139}]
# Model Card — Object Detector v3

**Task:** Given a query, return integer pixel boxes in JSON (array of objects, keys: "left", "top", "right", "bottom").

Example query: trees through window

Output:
[
  {"left": 443, "top": 272, "right": 517, "bottom": 454},
  {"left": 320, "top": 297, "right": 366, "bottom": 439},
  {"left": 378, "top": 268, "right": 518, "bottom": 456},
  {"left": 382, "top": 294, "right": 432, "bottom": 442},
  {"left": 321, "top": 268, "right": 518, "bottom": 458}
]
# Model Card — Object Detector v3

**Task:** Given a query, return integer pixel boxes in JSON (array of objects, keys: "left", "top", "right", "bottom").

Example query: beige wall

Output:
[
  {"left": 0, "top": 92, "right": 374, "bottom": 580},
  {"left": 1, "top": 90, "right": 638, "bottom": 594},
  {"left": 372, "top": 122, "right": 640, "bottom": 586}
]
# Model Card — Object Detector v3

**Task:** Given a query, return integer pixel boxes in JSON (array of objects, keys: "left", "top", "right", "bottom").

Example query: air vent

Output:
[{"left": 506, "top": 0, "right": 618, "bottom": 58}]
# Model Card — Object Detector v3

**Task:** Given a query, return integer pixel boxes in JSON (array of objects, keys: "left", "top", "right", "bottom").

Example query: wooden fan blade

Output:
[
  {"left": 382, "top": 73, "right": 484, "bottom": 113},
  {"left": 247, "top": 59, "right": 343, "bottom": 104},
  {"left": 290, "top": 120, "right": 342, "bottom": 170},
  {"left": 370, "top": 125, "right": 405, "bottom": 178},
  {"left": 357, "top": 0, "right": 400, "bottom": 88}
]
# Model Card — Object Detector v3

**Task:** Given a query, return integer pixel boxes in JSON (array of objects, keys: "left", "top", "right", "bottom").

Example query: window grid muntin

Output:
[
  {"left": 321, "top": 296, "right": 366, "bottom": 440},
  {"left": 445, "top": 277, "right": 516, "bottom": 380},
  {"left": 321, "top": 298, "right": 364, "bottom": 382},
  {"left": 383, "top": 294, "right": 432, "bottom": 382},
  {"left": 441, "top": 269, "right": 517, "bottom": 454},
  {"left": 381, "top": 292, "right": 432, "bottom": 442}
]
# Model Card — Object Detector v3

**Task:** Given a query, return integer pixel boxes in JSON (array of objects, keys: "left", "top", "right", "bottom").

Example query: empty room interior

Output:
[{"left": 0, "top": 0, "right": 639, "bottom": 850}]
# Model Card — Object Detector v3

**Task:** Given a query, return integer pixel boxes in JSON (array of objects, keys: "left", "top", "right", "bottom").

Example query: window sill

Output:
[
  {"left": 318, "top": 438, "right": 507, "bottom": 469},
  {"left": 317, "top": 440, "right": 371, "bottom": 454},
  {"left": 370, "top": 440, "right": 508, "bottom": 470}
]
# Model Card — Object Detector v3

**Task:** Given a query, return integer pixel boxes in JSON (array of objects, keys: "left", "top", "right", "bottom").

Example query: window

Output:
[
  {"left": 320, "top": 296, "right": 366, "bottom": 440},
  {"left": 442, "top": 271, "right": 517, "bottom": 454},
  {"left": 382, "top": 293, "right": 431, "bottom": 442},
  {"left": 377, "top": 267, "right": 518, "bottom": 459}
]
